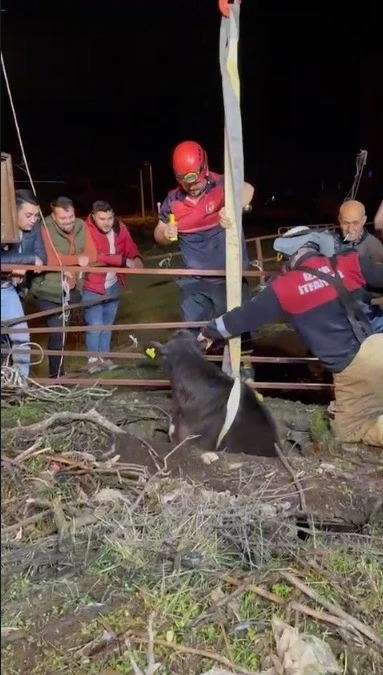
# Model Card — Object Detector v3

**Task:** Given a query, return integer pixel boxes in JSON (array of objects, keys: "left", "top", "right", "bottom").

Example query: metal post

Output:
[
  {"left": 1, "top": 153, "right": 19, "bottom": 244},
  {"left": 139, "top": 169, "right": 145, "bottom": 218},
  {"left": 148, "top": 163, "right": 155, "bottom": 215}
]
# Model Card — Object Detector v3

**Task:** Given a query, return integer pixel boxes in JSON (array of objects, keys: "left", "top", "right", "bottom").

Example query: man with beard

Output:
[
  {"left": 30, "top": 196, "right": 97, "bottom": 378},
  {"left": 154, "top": 140, "right": 255, "bottom": 381},
  {"left": 82, "top": 200, "right": 143, "bottom": 374}
]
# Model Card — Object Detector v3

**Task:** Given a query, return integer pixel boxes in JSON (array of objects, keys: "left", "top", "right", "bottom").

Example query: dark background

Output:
[{"left": 1, "top": 0, "right": 382, "bottom": 214}]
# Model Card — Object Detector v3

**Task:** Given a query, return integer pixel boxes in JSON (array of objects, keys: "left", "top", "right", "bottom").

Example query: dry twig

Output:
[
  {"left": 123, "top": 634, "right": 260, "bottom": 675},
  {"left": 220, "top": 573, "right": 285, "bottom": 606},
  {"left": 2, "top": 509, "right": 52, "bottom": 536},
  {"left": 192, "top": 576, "right": 257, "bottom": 627},
  {"left": 20, "top": 409, "right": 125, "bottom": 437},
  {"left": 219, "top": 571, "right": 383, "bottom": 647},
  {"left": 280, "top": 570, "right": 383, "bottom": 650},
  {"left": 274, "top": 443, "right": 307, "bottom": 512}
]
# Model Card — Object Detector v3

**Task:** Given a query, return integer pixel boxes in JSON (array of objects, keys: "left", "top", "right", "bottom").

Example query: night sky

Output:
[{"left": 1, "top": 0, "right": 382, "bottom": 203}]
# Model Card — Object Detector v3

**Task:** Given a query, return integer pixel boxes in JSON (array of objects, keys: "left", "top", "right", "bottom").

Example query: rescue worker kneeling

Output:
[{"left": 198, "top": 226, "right": 383, "bottom": 448}]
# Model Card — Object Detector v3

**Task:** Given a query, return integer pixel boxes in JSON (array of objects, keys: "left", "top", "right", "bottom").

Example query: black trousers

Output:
[
  {"left": 176, "top": 277, "right": 253, "bottom": 352},
  {"left": 35, "top": 292, "right": 79, "bottom": 378}
]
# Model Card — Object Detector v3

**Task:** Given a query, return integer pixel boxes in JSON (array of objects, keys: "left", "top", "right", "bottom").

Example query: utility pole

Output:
[
  {"left": 139, "top": 161, "right": 156, "bottom": 218},
  {"left": 1, "top": 153, "right": 18, "bottom": 244}
]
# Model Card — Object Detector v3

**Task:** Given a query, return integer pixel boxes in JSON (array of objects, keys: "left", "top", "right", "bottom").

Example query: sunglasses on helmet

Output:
[{"left": 176, "top": 165, "right": 207, "bottom": 184}]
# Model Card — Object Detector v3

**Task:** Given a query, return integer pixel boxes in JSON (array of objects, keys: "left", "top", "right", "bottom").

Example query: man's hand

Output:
[
  {"left": 126, "top": 257, "right": 144, "bottom": 269},
  {"left": 197, "top": 332, "right": 213, "bottom": 350},
  {"left": 77, "top": 255, "right": 89, "bottom": 267},
  {"left": 34, "top": 255, "right": 43, "bottom": 273},
  {"left": 11, "top": 269, "right": 26, "bottom": 287},
  {"left": 164, "top": 221, "right": 178, "bottom": 241},
  {"left": 218, "top": 207, "right": 232, "bottom": 229}
]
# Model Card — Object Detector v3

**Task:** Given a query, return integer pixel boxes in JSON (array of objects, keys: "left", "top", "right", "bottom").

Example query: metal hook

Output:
[{"left": 218, "top": 0, "right": 241, "bottom": 18}]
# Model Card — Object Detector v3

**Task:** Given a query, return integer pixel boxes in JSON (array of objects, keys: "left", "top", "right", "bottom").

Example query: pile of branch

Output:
[
  {"left": 1, "top": 401, "right": 191, "bottom": 583},
  {"left": 1, "top": 366, "right": 114, "bottom": 404}
]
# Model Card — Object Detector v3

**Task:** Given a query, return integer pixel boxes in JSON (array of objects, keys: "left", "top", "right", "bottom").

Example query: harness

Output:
[{"left": 298, "top": 255, "right": 372, "bottom": 345}]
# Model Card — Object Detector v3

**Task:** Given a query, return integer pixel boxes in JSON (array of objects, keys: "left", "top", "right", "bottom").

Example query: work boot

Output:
[
  {"left": 240, "top": 351, "right": 264, "bottom": 401},
  {"left": 240, "top": 348, "right": 255, "bottom": 383},
  {"left": 102, "top": 359, "right": 119, "bottom": 371},
  {"left": 87, "top": 357, "right": 104, "bottom": 374},
  {"left": 240, "top": 362, "right": 255, "bottom": 383}
]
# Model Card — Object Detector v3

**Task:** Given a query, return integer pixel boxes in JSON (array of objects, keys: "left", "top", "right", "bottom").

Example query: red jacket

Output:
[{"left": 83, "top": 215, "right": 141, "bottom": 294}]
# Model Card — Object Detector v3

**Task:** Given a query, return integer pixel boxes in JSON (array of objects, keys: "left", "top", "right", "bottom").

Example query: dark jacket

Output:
[
  {"left": 1, "top": 223, "right": 46, "bottom": 266},
  {"left": 202, "top": 251, "right": 383, "bottom": 374},
  {"left": 333, "top": 229, "right": 383, "bottom": 263},
  {"left": 333, "top": 230, "right": 383, "bottom": 310},
  {"left": 1, "top": 224, "right": 47, "bottom": 289},
  {"left": 30, "top": 215, "right": 97, "bottom": 303},
  {"left": 82, "top": 215, "right": 141, "bottom": 294}
]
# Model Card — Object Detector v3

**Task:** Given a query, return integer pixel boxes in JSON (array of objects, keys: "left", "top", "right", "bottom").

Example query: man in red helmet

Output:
[{"left": 154, "top": 140, "right": 255, "bottom": 379}]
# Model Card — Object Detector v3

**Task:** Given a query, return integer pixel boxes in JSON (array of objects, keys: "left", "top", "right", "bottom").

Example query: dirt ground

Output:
[
  {"left": 103, "top": 393, "right": 380, "bottom": 524},
  {"left": 1, "top": 387, "right": 383, "bottom": 674}
]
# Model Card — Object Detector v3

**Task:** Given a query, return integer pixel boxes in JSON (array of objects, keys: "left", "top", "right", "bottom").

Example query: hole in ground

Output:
[{"left": 295, "top": 515, "right": 364, "bottom": 541}]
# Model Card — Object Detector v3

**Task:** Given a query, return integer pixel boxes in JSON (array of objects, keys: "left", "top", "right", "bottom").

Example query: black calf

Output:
[{"left": 149, "top": 329, "right": 278, "bottom": 457}]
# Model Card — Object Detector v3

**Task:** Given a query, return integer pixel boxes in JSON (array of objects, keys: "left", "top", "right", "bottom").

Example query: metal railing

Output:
[{"left": 1, "top": 231, "right": 336, "bottom": 392}]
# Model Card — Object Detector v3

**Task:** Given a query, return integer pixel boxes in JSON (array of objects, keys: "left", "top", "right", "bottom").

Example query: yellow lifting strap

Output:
[
  {"left": 219, "top": 1, "right": 243, "bottom": 380},
  {"left": 215, "top": 1, "right": 244, "bottom": 448}
]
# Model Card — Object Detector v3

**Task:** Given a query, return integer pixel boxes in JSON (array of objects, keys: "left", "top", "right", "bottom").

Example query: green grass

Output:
[
  {"left": 2, "top": 544, "right": 383, "bottom": 674},
  {"left": 2, "top": 399, "right": 382, "bottom": 674}
]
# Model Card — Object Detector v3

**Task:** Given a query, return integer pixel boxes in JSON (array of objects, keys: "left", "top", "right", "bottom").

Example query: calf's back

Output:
[{"left": 153, "top": 330, "right": 278, "bottom": 457}]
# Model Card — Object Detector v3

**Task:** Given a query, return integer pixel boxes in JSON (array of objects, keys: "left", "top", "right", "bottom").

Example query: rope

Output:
[
  {"left": 344, "top": 149, "right": 368, "bottom": 202},
  {"left": 1, "top": 365, "right": 112, "bottom": 401},
  {"left": 217, "top": 2, "right": 244, "bottom": 441},
  {"left": 1, "top": 340, "right": 45, "bottom": 369},
  {"left": 1, "top": 51, "right": 70, "bottom": 377}
]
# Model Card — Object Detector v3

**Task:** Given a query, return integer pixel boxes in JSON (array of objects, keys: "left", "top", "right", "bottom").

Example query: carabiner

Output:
[{"left": 218, "top": 0, "right": 241, "bottom": 18}]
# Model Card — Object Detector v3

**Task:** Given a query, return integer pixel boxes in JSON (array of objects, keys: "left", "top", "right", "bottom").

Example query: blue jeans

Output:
[
  {"left": 368, "top": 304, "right": 383, "bottom": 334},
  {"left": 176, "top": 277, "right": 255, "bottom": 382},
  {"left": 1, "top": 284, "right": 30, "bottom": 377},
  {"left": 176, "top": 277, "right": 253, "bottom": 348},
  {"left": 82, "top": 283, "right": 119, "bottom": 355}
]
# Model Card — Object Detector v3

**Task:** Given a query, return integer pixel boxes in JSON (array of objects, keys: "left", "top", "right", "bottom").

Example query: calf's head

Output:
[{"left": 146, "top": 329, "right": 209, "bottom": 376}]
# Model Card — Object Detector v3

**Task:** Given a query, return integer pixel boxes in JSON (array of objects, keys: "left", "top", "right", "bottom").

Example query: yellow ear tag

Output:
[
  {"left": 145, "top": 347, "right": 156, "bottom": 359},
  {"left": 255, "top": 390, "right": 264, "bottom": 402}
]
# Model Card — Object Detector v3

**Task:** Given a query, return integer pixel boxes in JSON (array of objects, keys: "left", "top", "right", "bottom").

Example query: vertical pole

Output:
[
  {"left": 149, "top": 163, "right": 155, "bottom": 215},
  {"left": 255, "top": 237, "right": 265, "bottom": 287},
  {"left": 220, "top": 3, "right": 243, "bottom": 379},
  {"left": 139, "top": 169, "right": 145, "bottom": 219}
]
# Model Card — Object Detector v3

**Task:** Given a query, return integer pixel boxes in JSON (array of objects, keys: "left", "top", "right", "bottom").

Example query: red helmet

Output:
[{"left": 172, "top": 141, "right": 209, "bottom": 184}]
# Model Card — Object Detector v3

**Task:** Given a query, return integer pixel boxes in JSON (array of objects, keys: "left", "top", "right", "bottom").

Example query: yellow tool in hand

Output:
[{"left": 168, "top": 213, "right": 178, "bottom": 242}]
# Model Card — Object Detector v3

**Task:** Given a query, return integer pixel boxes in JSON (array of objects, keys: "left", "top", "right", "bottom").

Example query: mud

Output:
[
  {"left": 111, "top": 390, "right": 383, "bottom": 527},
  {"left": 2, "top": 388, "right": 382, "bottom": 675}
]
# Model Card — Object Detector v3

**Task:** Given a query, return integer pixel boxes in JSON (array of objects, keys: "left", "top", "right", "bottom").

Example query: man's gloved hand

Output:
[
  {"left": 197, "top": 332, "right": 213, "bottom": 350},
  {"left": 197, "top": 321, "right": 227, "bottom": 350}
]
